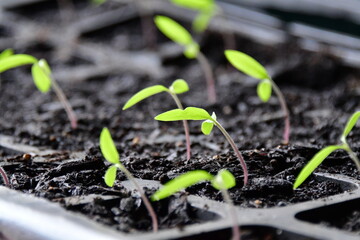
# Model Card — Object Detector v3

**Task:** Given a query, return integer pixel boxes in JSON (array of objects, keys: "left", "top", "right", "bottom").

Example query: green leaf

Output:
[
  {"left": 183, "top": 42, "right": 199, "bottom": 59},
  {"left": 171, "top": 0, "right": 214, "bottom": 11},
  {"left": 257, "top": 79, "right": 272, "bottom": 102},
  {"left": 201, "top": 120, "right": 214, "bottom": 135},
  {"left": 170, "top": 79, "right": 189, "bottom": 94},
  {"left": 31, "top": 62, "right": 52, "bottom": 93},
  {"left": 104, "top": 166, "right": 117, "bottom": 187},
  {"left": 38, "top": 59, "right": 52, "bottom": 75},
  {"left": 100, "top": 128, "right": 120, "bottom": 164},
  {"left": 225, "top": 50, "right": 269, "bottom": 80},
  {"left": 155, "top": 107, "right": 211, "bottom": 121},
  {"left": 0, "top": 54, "right": 37, "bottom": 73},
  {"left": 211, "top": 169, "right": 236, "bottom": 190},
  {"left": 0, "top": 49, "right": 14, "bottom": 60},
  {"left": 341, "top": 111, "right": 360, "bottom": 141},
  {"left": 154, "top": 15, "right": 193, "bottom": 46},
  {"left": 193, "top": 11, "right": 212, "bottom": 33},
  {"left": 123, "top": 85, "right": 168, "bottom": 110},
  {"left": 293, "top": 145, "right": 345, "bottom": 189},
  {"left": 151, "top": 170, "right": 213, "bottom": 201}
]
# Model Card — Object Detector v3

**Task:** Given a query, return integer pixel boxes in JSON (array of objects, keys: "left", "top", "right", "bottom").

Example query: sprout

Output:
[
  {"left": 293, "top": 111, "right": 360, "bottom": 189},
  {"left": 100, "top": 128, "right": 158, "bottom": 232},
  {"left": 225, "top": 50, "right": 290, "bottom": 144},
  {"left": 0, "top": 167, "right": 10, "bottom": 187},
  {"left": 123, "top": 79, "right": 192, "bottom": 160},
  {"left": 154, "top": 15, "right": 217, "bottom": 103},
  {"left": 151, "top": 169, "right": 240, "bottom": 240},
  {"left": 155, "top": 107, "right": 249, "bottom": 185},
  {"left": 0, "top": 50, "right": 77, "bottom": 129}
]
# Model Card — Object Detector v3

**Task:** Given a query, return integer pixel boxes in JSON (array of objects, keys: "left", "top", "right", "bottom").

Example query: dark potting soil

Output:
[{"left": 1, "top": 0, "right": 360, "bottom": 235}]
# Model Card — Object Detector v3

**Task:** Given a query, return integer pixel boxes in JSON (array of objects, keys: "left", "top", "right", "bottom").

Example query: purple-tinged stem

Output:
[
  {"left": 214, "top": 122, "right": 248, "bottom": 185},
  {"left": 51, "top": 77, "right": 78, "bottom": 129},
  {"left": 0, "top": 167, "right": 10, "bottom": 187},
  {"left": 270, "top": 78, "right": 290, "bottom": 144},
  {"left": 169, "top": 93, "right": 191, "bottom": 161},
  {"left": 197, "top": 51, "right": 217, "bottom": 104},
  {"left": 220, "top": 188, "right": 240, "bottom": 240}
]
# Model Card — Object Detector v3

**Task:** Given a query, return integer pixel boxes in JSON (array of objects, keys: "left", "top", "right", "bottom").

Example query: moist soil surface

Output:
[{"left": 0, "top": 0, "right": 360, "bottom": 236}]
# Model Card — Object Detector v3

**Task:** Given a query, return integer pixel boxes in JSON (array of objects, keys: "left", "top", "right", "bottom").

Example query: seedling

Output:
[
  {"left": 151, "top": 169, "right": 240, "bottom": 240},
  {"left": 123, "top": 79, "right": 192, "bottom": 160},
  {"left": 294, "top": 111, "right": 360, "bottom": 189},
  {"left": 155, "top": 107, "right": 248, "bottom": 185},
  {"left": 0, "top": 50, "right": 77, "bottom": 128},
  {"left": 0, "top": 167, "right": 10, "bottom": 187},
  {"left": 154, "top": 15, "right": 217, "bottom": 103},
  {"left": 225, "top": 50, "right": 290, "bottom": 144},
  {"left": 100, "top": 128, "right": 158, "bottom": 232}
]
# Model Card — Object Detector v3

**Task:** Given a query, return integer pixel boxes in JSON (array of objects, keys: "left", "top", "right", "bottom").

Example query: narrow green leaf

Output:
[
  {"left": 257, "top": 79, "right": 272, "bottom": 102},
  {"left": 154, "top": 15, "right": 193, "bottom": 46},
  {"left": 342, "top": 111, "right": 360, "bottom": 140},
  {"left": 100, "top": 128, "right": 120, "bottom": 164},
  {"left": 0, "top": 49, "right": 14, "bottom": 60},
  {"left": 201, "top": 120, "right": 214, "bottom": 135},
  {"left": 293, "top": 145, "right": 345, "bottom": 189},
  {"left": 183, "top": 42, "right": 199, "bottom": 59},
  {"left": 31, "top": 62, "right": 52, "bottom": 93},
  {"left": 123, "top": 85, "right": 168, "bottom": 110},
  {"left": 38, "top": 59, "right": 52, "bottom": 75},
  {"left": 170, "top": 79, "right": 189, "bottom": 94},
  {"left": 0, "top": 54, "right": 37, "bottom": 73},
  {"left": 155, "top": 107, "right": 211, "bottom": 121},
  {"left": 211, "top": 169, "right": 236, "bottom": 190},
  {"left": 193, "top": 11, "right": 212, "bottom": 33},
  {"left": 171, "top": 0, "right": 214, "bottom": 11},
  {"left": 151, "top": 170, "right": 213, "bottom": 201},
  {"left": 225, "top": 50, "right": 269, "bottom": 80},
  {"left": 104, "top": 166, "right": 117, "bottom": 187}
]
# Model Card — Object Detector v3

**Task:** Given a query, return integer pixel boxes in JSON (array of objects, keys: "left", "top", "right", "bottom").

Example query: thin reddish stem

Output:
[
  {"left": 0, "top": 167, "right": 10, "bottom": 187},
  {"left": 220, "top": 188, "right": 240, "bottom": 240},
  {"left": 197, "top": 51, "right": 217, "bottom": 104}
]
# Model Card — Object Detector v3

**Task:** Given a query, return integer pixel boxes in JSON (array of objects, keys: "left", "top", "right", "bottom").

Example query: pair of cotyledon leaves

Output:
[
  {"left": 0, "top": 49, "right": 52, "bottom": 93},
  {"left": 293, "top": 111, "right": 360, "bottom": 189},
  {"left": 100, "top": 127, "right": 236, "bottom": 200}
]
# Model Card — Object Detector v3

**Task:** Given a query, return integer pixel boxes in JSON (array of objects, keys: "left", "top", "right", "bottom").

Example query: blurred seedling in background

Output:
[
  {"left": 0, "top": 49, "right": 77, "bottom": 128},
  {"left": 100, "top": 128, "right": 159, "bottom": 232},
  {"left": 294, "top": 111, "right": 360, "bottom": 189},
  {"left": 225, "top": 50, "right": 290, "bottom": 144},
  {"left": 155, "top": 107, "right": 249, "bottom": 185},
  {"left": 154, "top": 15, "right": 217, "bottom": 103},
  {"left": 0, "top": 167, "right": 10, "bottom": 188},
  {"left": 123, "top": 79, "right": 192, "bottom": 160},
  {"left": 151, "top": 169, "right": 240, "bottom": 240}
]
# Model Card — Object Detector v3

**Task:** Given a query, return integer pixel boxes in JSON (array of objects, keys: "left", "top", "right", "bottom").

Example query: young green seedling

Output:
[
  {"left": 100, "top": 128, "right": 158, "bottom": 232},
  {"left": 151, "top": 169, "right": 240, "bottom": 240},
  {"left": 0, "top": 51, "right": 77, "bottom": 129},
  {"left": 123, "top": 79, "right": 192, "bottom": 160},
  {"left": 225, "top": 50, "right": 290, "bottom": 144},
  {"left": 294, "top": 111, "right": 360, "bottom": 189},
  {"left": 155, "top": 107, "right": 248, "bottom": 185},
  {"left": 154, "top": 15, "right": 217, "bottom": 103},
  {"left": 0, "top": 167, "right": 10, "bottom": 187}
]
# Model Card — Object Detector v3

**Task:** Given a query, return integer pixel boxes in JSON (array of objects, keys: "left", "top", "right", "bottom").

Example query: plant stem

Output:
[
  {"left": 343, "top": 143, "right": 360, "bottom": 172},
  {"left": 214, "top": 122, "right": 248, "bottom": 185},
  {"left": 270, "top": 78, "right": 290, "bottom": 144},
  {"left": 169, "top": 92, "right": 191, "bottom": 161},
  {"left": 50, "top": 76, "right": 78, "bottom": 129},
  {"left": 197, "top": 51, "right": 217, "bottom": 104},
  {"left": 118, "top": 165, "right": 159, "bottom": 232},
  {"left": 220, "top": 188, "right": 240, "bottom": 240},
  {"left": 0, "top": 167, "right": 10, "bottom": 187}
]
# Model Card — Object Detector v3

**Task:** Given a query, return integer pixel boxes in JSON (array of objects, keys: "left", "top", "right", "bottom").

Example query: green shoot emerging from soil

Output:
[
  {"left": 155, "top": 107, "right": 248, "bottom": 185},
  {"left": 154, "top": 15, "right": 217, "bottom": 103},
  {"left": 225, "top": 50, "right": 290, "bottom": 144},
  {"left": 151, "top": 169, "right": 240, "bottom": 240},
  {"left": 100, "top": 128, "right": 158, "bottom": 232},
  {"left": 170, "top": 0, "right": 216, "bottom": 33},
  {"left": 0, "top": 51, "right": 77, "bottom": 128},
  {"left": 293, "top": 111, "right": 360, "bottom": 189},
  {"left": 123, "top": 79, "right": 192, "bottom": 160}
]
